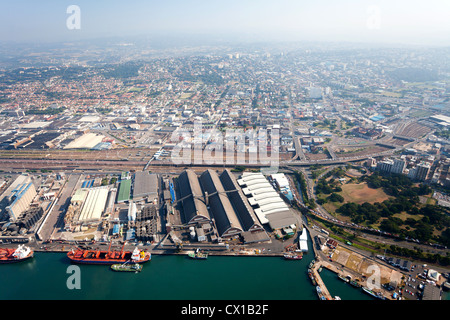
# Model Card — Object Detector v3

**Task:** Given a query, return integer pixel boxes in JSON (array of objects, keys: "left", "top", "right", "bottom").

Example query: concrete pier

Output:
[{"left": 311, "top": 260, "right": 334, "bottom": 300}]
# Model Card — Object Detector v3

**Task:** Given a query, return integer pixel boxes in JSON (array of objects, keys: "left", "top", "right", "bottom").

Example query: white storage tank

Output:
[{"left": 189, "top": 226, "right": 196, "bottom": 240}]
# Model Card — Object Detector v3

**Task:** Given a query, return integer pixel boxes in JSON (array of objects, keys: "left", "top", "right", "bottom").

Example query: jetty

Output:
[{"left": 310, "top": 259, "right": 334, "bottom": 300}]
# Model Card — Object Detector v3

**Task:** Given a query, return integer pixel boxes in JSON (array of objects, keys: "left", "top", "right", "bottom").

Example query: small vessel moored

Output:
[
  {"left": 308, "top": 269, "right": 317, "bottom": 285},
  {"left": 338, "top": 274, "right": 349, "bottom": 282},
  {"left": 0, "top": 245, "right": 34, "bottom": 263},
  {"left": 316, "top": 285, "right": 326, "bottom": 300},
  {"left": 111, "top": 263, "right": 142, "bottom": 272},
  {"left": 350, "top": 279, "right": 362, "bottom": 288},
  {"left": 362, "top": 286, "right": 386, "bottom": 300},
  {"left": 284, "top": 253, "right": 302, "bottom": 260},
  {"left": 188, "top": 248, "right": 208, "bottom": 260}
]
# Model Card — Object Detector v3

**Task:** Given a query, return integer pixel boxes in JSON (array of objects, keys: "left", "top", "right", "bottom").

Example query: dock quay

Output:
[
  {"left": 306, "top": 225, "right": 398, "bottom": 300},
  {"left": 310, "top": 259, "right": 334, "bottom": 300}
]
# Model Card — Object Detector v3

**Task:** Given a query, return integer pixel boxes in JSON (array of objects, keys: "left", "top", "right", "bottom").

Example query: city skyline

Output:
[{"left": 1, "top": 0, "right": 450, "bottom": 47}]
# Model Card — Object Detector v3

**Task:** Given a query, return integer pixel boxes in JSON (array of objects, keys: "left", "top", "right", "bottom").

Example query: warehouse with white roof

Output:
[
  {"left": 238, "top": 172, "right": 298, "bottom": 230},
  {"left": 77, "top": 187, "right": 109, "bottom": 222}
]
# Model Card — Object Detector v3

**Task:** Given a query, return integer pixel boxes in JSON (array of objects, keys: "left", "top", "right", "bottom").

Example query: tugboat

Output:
[
  {"left": 0, "top": 245, "right": 34, "bottom": 263},
  {"left": 111, "top": 263, "right": 142, "bottom": 273},
  {"left": 67, "top": 242, "right": 150, "bottom": 265},
  {"left": 188, "top": 248, "right": 208, "bottom": 260}
]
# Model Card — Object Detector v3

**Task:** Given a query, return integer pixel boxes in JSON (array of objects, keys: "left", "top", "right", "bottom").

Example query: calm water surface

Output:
[{"left": 0, "top": 251, "right": 447, "bottom": 300}]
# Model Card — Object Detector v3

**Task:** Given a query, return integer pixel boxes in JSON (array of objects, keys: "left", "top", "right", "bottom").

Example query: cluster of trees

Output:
[
  {"left": 335, "top": 172, "right": 449, "bottom": 245},
  {"left": 178, "top": 72, "right": 225, "bottom": 86},
  {"left": 101, "top": 62, "right": 142, "bottom": 79},
  {"left": 435, "top": 130, "right": 450, "bottom": 139},
  {"left": 387, "top": 67, "right": 439, "bottom": 83},
  {"left": 26, "top": 107, "right": 65, "bottom": 115},
  {"left": 388, "top": 244, "right": 450, "bottom": 266},
  {"left": 293, "top": 171, "right": 316, "bottom": 209},
  {"left": 316, "top": 167, "right": 347, "bottom": 194}
]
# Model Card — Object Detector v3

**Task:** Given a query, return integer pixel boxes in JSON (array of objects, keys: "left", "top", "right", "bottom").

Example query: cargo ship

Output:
[
  {"left": 67, "top": 242, "right": 150, "bottom": 265},
  {"left": 0, "top": 245, "right": 33, "bottom": 263}
]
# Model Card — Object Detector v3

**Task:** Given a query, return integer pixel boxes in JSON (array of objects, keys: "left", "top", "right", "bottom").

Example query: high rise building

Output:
[
  {"left": 391, "top": 159, "right": 406, "bottom": 174},
  {"left": 415, "top": 163, "right": 431, "bottom": 181},
  {"left": 376, "top": 159, "right": 393, "bottom": 173}
]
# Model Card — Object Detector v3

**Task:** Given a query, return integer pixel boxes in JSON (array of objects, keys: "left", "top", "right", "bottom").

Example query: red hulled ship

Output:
[
  {"left": 0, "top": 245, "right": 34, "bottom": 263},
  {"left": 67, "top": 242, "right": 151, "bottom": 265},
  {"left": 283, "top": 253, "right": 303, "bottom": 260}
]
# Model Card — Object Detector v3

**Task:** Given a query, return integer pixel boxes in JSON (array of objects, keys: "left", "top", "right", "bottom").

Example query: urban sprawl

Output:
[{"left": 0, "top": 41, "right": 449, "bottom": 300}]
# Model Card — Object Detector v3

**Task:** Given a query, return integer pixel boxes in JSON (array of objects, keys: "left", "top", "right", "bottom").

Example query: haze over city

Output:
[{"left": 1, "top": 0, "right": 450, "bottom": 46}]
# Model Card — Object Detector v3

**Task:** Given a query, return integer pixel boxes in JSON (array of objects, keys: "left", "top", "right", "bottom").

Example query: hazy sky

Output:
[{"left": 1, "top": 0, "right": 449, "bottom": 46}]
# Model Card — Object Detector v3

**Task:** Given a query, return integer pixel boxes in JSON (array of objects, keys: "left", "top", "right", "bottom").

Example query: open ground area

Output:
[
  {"left": 339, "top": 182, "right": 391, "bottom": 205},
  {"left": 330, "top": 245, "right": 404, "bottom": 286}
]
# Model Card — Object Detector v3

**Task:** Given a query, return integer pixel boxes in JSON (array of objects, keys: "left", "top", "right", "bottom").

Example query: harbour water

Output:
[
  {"left": 0, "top": 249, "right": 448, "bottom": 300},
  {"left": 0, "top": 250, "right": 373, "bottom": 300}
]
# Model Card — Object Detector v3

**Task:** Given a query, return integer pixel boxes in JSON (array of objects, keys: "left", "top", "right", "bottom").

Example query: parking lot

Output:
[{"left": 377, "top": 255, "right": 449, "bottom": 300}]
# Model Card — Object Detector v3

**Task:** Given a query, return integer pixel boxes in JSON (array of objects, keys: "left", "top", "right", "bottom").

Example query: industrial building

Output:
[
  {"left": 77, "top": 187, "right": 109, "bottom": 223},
  {"left": 132, "top": 171, "right": 159, "bottom": 202},
  {"left": 219, "top": 169, "right": 267, "bottom": 243},
  {"left": 4, "top": 175, "right": 37, "bottom": 222},
  {"left": 238, "top": 172, "right": 297, "bottom": 230},
  {"left": 65, "top": 187, "right": 111, "bottom": 229},
  {"left": 177, "top": 170, "right": 211, "bottom": 225},
  {"left": 63, "top": 133, "right": 105, "bottom": 149},
  {"left": 116, "top": 179, "right": 131, "bottom": 203},
  {"left": 429, "top": 114, "right": 450, "bottom": 128},
  {"left": 175, "top": 169, "right": 268, "bottom": 242},
  {"left": 199, "top": 169, "right": 243, "bottom": 238},
  {"left": 128, "top": 201, "right": 137, "bottom": 221},
  {"left": 298, "top": 228, "right": 309, "bottom": 252}
]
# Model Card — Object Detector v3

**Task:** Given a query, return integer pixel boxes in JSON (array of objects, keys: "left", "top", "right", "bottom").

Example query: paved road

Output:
[{"left": 39, "top": 174, "right": 81, "bottom": 241}]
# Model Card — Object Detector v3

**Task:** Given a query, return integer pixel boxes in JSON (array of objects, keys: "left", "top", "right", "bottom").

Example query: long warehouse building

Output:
[
  {"left": 176, "top": 169, "right": 268, "bottom": 242},
  {"left": 177, "top": 170, "right": 211, "bottom": 224},
  {"left": 219, "top": 169, "right": 268, "bottom": 243},
  {"left": 200, "top": 169, "right": 243, "bottom": 238}
]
